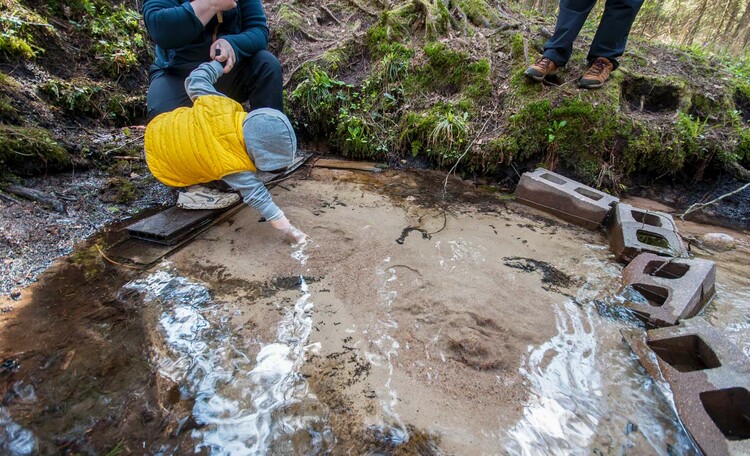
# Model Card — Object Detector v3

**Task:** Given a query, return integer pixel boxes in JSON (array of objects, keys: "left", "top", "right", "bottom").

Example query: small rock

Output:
[
  {"left": 10, "top": 290, "right": 21, "bottom": 301},
  {"left": 700, "top": 233, "right": 736, "bottom": 252}
]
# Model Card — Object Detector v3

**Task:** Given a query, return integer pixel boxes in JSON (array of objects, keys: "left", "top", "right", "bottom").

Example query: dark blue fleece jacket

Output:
[{"left": 143, "top": 0, "right": 268, "bottom": 75}]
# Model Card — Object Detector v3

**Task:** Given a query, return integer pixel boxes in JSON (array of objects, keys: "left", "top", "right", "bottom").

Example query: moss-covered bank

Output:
[{"left": 281, "top": 0, "right": 750, "bottom": 191}]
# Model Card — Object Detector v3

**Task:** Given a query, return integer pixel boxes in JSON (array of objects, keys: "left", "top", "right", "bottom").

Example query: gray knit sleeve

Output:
[
  {"left": 184, "top": 61, "right": 226, "bottom": 101},
  {"left": 222, "top": 171, "right": 284, "bottom": 221}
]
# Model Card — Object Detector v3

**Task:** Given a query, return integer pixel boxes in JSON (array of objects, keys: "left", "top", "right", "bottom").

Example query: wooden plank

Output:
[
  {"left": 313, "top": 159, "right": 382, "bottom": 173},
  {"left": 112, "top": 152, "right": 313, "bottom": 264},
  {"left": 125, "top": 152, "right": 312, "bottom": 245},
  {"left": 108, "top": 204, "right": 245, "bottom": 266}
]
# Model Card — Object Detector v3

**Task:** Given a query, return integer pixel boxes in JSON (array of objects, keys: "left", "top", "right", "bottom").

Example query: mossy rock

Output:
[{"left": 0, "top": 125, "right": 69, "bottom": 176}]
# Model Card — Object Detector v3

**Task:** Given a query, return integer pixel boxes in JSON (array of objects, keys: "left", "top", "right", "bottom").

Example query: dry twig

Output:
[
  {"left": 96, "top": 246, "right": 145, "bottom": 271},
  {"left": 678, "top": 182, "right": 750, "bottom": 220}
]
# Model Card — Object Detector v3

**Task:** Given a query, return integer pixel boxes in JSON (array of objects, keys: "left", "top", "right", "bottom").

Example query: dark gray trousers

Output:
[
  {"left": 542, "top": 0, "right": 644, "bottom": 69},
  {"left": 146, "top": 50, "right": 283, "bottom": 120}
]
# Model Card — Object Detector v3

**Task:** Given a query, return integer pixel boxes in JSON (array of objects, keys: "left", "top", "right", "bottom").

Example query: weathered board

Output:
[
  {"left": 107, "top": 152, "right": 311, "bottom": 267},
  {"left": 312, "top": 158, "right": 383, "bottom": 173},
  {"left": 125, "top": 152, "right": 311, "bottom": 245}
]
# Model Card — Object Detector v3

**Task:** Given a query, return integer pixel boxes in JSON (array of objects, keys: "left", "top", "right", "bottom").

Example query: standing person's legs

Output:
[
  {"left": 542, "top": 0, "right": 598, "bottom": 67},
  {"left": 587, "top": 0, "right": 644, "bottom": 69},
  {"left": 146, "top": 67, "right": 192, "bottom": 121},
  {"left": 215, "top": 50, "right": 284, "bottom": 112}
]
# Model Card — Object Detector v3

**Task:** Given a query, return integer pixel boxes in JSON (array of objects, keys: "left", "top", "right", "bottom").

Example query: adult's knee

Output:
[{"left": 251, "top": 50, "right": 282, "bottom": 79}]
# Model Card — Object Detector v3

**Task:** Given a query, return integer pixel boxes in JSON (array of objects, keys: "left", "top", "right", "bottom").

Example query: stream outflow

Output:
[{"left": 124, "top": 242, "right": 330, "bottom": 454}]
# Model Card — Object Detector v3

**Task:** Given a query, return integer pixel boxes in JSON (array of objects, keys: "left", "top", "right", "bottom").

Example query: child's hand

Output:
[
  {"left": 283, "top": 226, "right": 306, "bottom": 244},
  {"left": 270, "top": 217, "right": 307, "bottom": 244}
]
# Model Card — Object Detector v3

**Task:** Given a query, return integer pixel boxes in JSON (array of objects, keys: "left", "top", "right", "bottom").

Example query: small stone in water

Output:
[{"left": 699, "top": 232, "right": 735, "bottom": 252}]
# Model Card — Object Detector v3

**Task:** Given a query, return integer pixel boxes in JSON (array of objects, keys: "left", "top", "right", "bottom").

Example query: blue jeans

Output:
[{"left": 542, "top": 0, "right": 644, "bottom": 70}]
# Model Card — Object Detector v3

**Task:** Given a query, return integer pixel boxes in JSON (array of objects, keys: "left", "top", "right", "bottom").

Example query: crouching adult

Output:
[{"left": 143, "top": 0, "right": 283, "bottom": 209}]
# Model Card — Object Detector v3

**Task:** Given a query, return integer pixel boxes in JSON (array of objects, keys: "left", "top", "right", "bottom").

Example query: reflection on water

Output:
[
  {"left": 0, "top": 407, "right": 36, "bottom": 456},
  {"left": 363, "top": 257, "right": 409, "bottom": 445},
  {"left": 505, "top": 246, "right": 697, "bottom": 456},
  {"left": 123, "top": 241, "right": 330, "bottom": 454},
  {"left": 710, "top": 281, "right": 750, "bottom": 357}
]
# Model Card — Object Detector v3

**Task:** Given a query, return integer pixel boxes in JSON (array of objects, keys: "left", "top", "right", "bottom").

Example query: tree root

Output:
[
  {"left": 346, "top": 0, "right": 380, "bottom": 17},
  {"left": 320, "top": 5, "right": 342, "bottom": 25}
]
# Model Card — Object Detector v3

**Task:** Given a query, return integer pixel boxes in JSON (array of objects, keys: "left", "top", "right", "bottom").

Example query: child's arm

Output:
[
  {"left": 222, "top": 171, "right": 306, "bottom": 243},
  {"left": 184, "top": 61, "right": 226, "bottom": 101}
]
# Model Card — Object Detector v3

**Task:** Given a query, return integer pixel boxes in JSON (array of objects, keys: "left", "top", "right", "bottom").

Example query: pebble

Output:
[{"left": 700, "top": 233, "right": 736, "bottom": 252}]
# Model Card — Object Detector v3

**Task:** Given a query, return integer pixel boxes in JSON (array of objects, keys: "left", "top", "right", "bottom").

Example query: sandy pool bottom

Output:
[{"left": 152, "top": 168, "right": 693, "bottom": 454}]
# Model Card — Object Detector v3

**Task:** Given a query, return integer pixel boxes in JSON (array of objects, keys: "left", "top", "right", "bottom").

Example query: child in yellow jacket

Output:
[{"left": 145, "top": 61, "right": 305, "bottom": 243}]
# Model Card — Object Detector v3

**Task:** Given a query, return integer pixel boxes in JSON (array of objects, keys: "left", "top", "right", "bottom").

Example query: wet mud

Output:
[{"left": 1, "top": 168, "right": 748, "bottom": 454}]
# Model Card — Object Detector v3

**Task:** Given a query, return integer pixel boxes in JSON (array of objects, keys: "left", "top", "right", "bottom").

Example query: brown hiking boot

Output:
[
  {"left": 579, "top": 57, "right": 614, "bottom": 89},
  {"left": 524, "top": 57, "right": 559, "bottom": 81}
]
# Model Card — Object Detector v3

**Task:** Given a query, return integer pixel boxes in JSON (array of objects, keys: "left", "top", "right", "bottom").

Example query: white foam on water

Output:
[
  {"left": 0, "top": 407, "right": 36, "bottom": 456},
  {"left": 362, "top": 257, "right": 408, "bottom": 443},
  {"left": 504, "top": 249, "right": 697, "bottom": 456},
  {"left": 435, "top": 239, "right": 486, "bottom": 273},
  {"left": 124, "top": 241, "right": 329, "bottom": 454}
]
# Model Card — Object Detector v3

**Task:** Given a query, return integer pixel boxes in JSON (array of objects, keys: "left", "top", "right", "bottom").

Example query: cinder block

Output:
[
  {"left": 514, "top": 168, "right": 619, "bottom": 230},
  {"left": 623, "top": 318, "right": 750, "bottom": 456},
  {"left": 608, "top": 203, "right": 687, "bottom": 263},
  {"left": 620, "top": 253, "right": 716, "bottom": 327}
]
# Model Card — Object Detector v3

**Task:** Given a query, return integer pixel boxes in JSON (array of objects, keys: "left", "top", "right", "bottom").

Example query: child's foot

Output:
[{"left": 177, "top": 185, "right": 240, "bottom": 210}]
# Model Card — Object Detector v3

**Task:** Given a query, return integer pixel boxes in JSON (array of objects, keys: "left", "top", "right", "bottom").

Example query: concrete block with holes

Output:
[
  {"left": 514, "top": 168, "right": 619, "bottom": 230},
  {"left": 619, "top": 253, "right": 716, "bottom": 327},
  {"left": 607, "top": 202, "right": 687, "bottom": 263},
  {"left": 623, "top": 317, "right": 750, "bottom": 456}
]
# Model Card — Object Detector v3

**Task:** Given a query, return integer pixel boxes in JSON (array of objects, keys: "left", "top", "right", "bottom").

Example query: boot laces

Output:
[
  {"left": 537, "top": 57, "right": 554, "bottom": 70},
  {"left": 588, "top": 59, "right": 609, "bottom": 76}
]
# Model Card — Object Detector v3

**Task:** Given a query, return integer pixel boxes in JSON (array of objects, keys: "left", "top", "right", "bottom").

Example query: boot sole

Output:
[
  {"left": 524, "top": 70, "right": 558, "bottom": 82},
  {"left": 177, "top": 201, "right": 237, "bottom": 210},
  {"left": 578, "top": 80, "right": 605, "bottom": 89}
]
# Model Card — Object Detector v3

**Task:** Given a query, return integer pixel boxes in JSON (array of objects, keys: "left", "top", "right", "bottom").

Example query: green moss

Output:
[
  {"left": 39, "top": 78, "right": 143, "bottom": 124},
  {"left": 109, "top": 177, "right": 137, "bottom": 204},
  {"left": 70, "top": 240, "right": 107, "bottom": 282},
  {"left": 477, "top": 135, "right": 519, "bottom": 172},
  {"left": 690, "top": 92, "right": 733, "bottom": 120},
  {"left": 290, "top": 66, "right": 349, "bottom": 136},
  {"left": 399, "top": 104, "right": 470, "bottom": 165},
  {"left": 406, "top": 42, "right": 491, "bottom": 100},
  {"left": 510, "top": 33, "right": 525, "bottom": 63},
  {"left": 0, "top": 125, "right": 68, "bottom": 175},
  {"left": 454, "top": 0, "right": 499, "bottom": 27},
  {"left": 737, "top": 128, "right": 750, "bottom": 167},
  {"left": 0, "top": 5, "right": 51, "bottom": 59}
]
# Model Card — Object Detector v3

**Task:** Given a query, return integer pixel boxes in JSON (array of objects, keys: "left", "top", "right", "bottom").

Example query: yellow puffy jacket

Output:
[{"left": 144, "top": 95, "right": 256, "bottom": 187}]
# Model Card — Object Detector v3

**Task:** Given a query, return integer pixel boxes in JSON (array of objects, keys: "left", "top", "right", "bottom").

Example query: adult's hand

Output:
[
  {"left": 210, "top": 38, "right": 236, "bottom": 74},
  {"left": 191, "top": 0, "right": 238, "bottom": 25}
]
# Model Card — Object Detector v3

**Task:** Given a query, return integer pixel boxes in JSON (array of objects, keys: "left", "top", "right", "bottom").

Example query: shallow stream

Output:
[{"left": 1, "top": 169, "right": 748, "bottom": 455}]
